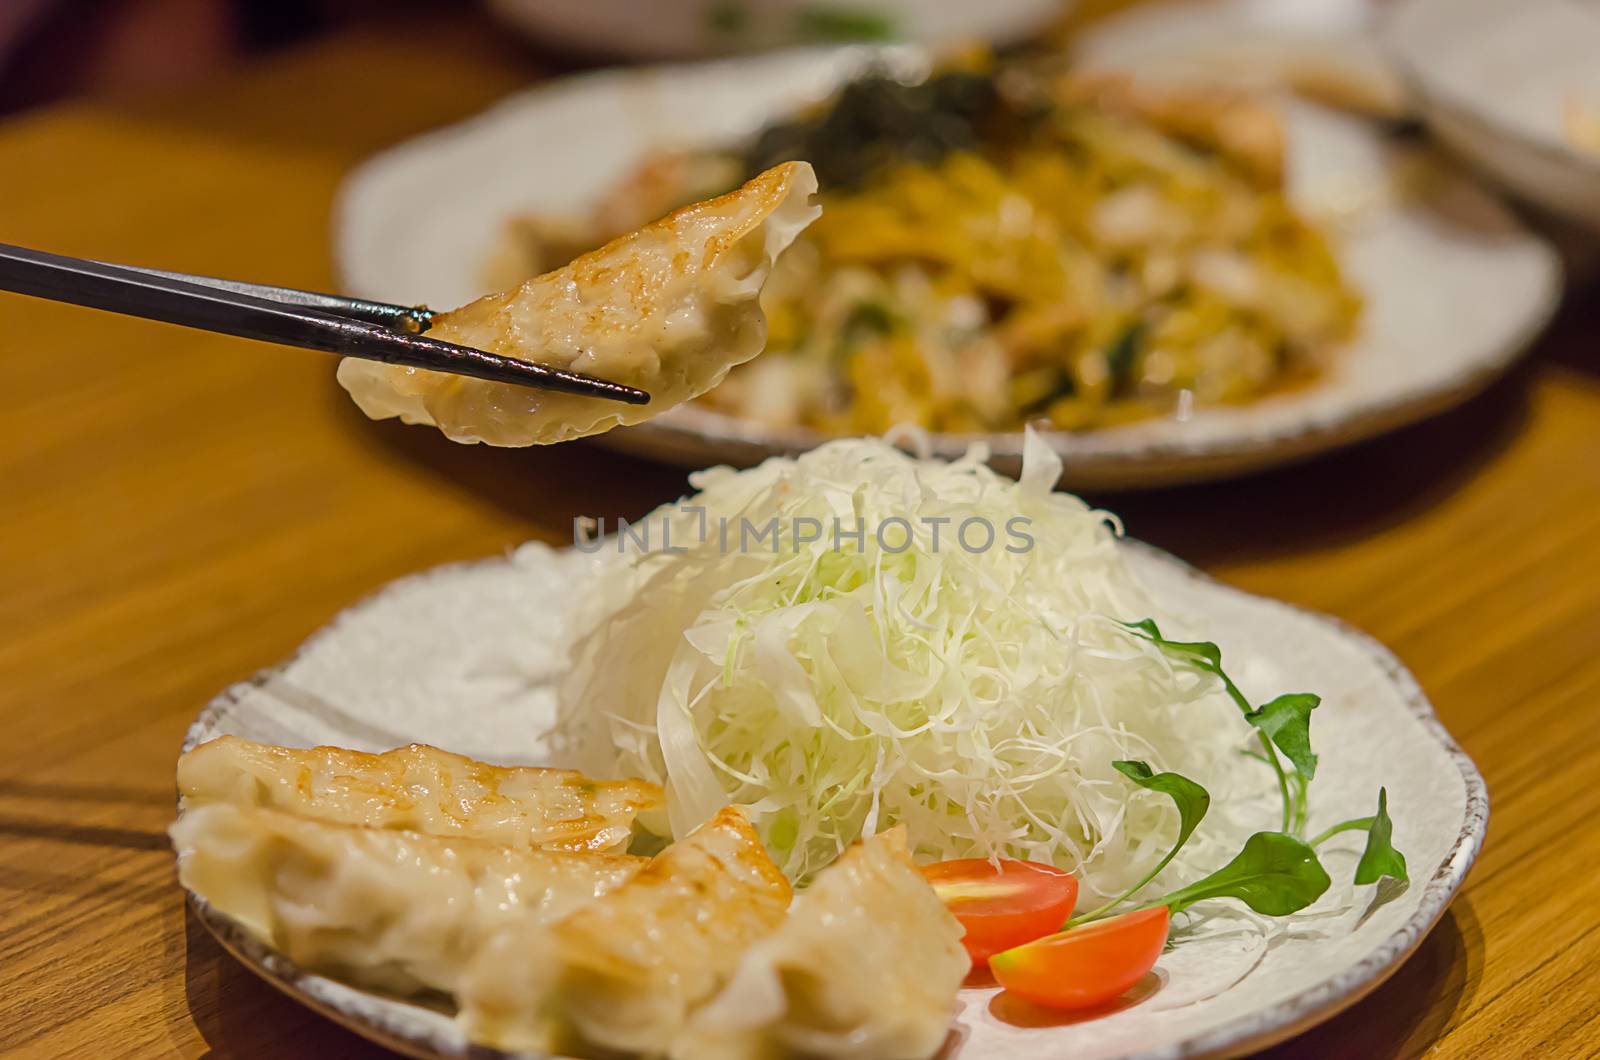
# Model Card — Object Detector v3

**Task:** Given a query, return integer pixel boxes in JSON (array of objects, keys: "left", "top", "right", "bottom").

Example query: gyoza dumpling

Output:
[
  {"left": 459, "top": 806, "right": 792, "bottom": 1055},
  {"left": 177, "top": 736, "right": 662, "bottom": 853},
  {"left": 170, "top": 803, "right": 643, "bottom": 997},
  {"left": 337, "top": 161, "right": 820, "bottom": 446},
  {"left": 677, "top": 828, "right": 968, "bottom": 1060}
]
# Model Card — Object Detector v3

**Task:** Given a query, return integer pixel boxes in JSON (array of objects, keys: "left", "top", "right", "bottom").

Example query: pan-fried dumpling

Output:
[
  {"left": 677, "top": 828, "right": 968, "bottom": 1060},
  {"left": 337, "top": 161, "right": 820, "bottom": 445},
  {"left": 170, "top": 803, "right": 643, "bottom": 997},
  {"left": 177, "top": 736, "right": 662, "bottom": 853},
  {"left": 460, "top": 806, "right": 792, "bottom": 1055}
]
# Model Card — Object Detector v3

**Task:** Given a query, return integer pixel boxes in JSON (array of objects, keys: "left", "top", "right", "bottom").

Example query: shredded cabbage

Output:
[{"left": 553, "top": 431, "right": 1262, "bottom": 898}]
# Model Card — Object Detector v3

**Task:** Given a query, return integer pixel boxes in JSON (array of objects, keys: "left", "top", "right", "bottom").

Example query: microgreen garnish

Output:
[
  {"left": 1113, "top": 760, "right": 1210, "bottom": 852},
  {"left": 1152, "top": 832, "right": 1332, "bottom": 916},
  {"left": 1355, "top": 789, "right": 1407, "bottom": 885},
  {"left": 1247, "top": 693, "right": 1318, "bottom": 834},
  {"left": 1071, "top": 769, "right": 1328, "bottom": 923},
  {"left": 1310, "top": 816, "right": 1372, "bottom": 845},
  {"left": 1124, "top": 619, "right": 1299, "bottom": 831},
  {"left": 1313, "top": 788, "right": 1408, "bottom": 885},
  {"left": 794, "top": 4, "right": 897, "bottom": 42},
  {"left": 1067, "top": 761, "right": 1210, "bottom": 926},
  {"left": 1056, "top": 624, "right": 1408, "bottom": 931},
  {"left": 1247, "top": 693, "right": 1319, "bottom": 781}
]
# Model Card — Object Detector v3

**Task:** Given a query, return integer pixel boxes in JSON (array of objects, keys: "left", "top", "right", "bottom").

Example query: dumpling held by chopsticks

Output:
[{"left": 337, "top": 161, "right": 819, "bottom": 445}]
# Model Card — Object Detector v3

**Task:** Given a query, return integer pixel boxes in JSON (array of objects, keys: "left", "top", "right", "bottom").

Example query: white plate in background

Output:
[
  {"left": 334, "top": 47, "right": 1561, "bottom": 489},
  {"left": 486, "top": 0, "right": 1068, "bottom": 58},
  {"left": 1069, "top": 0, "right": 1407, "bottom": 119},
  {"left": 1386, "top": 0, "right": 1600, "bottom": 233}
]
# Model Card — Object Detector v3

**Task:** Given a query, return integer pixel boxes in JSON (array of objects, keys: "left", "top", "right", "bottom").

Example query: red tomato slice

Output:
[
  {"left": 990, "top": 906, "right": 1170, "bottom": 1010},
  {"left": 920, "top": 859, "right": 1079, "bottom": 963}
]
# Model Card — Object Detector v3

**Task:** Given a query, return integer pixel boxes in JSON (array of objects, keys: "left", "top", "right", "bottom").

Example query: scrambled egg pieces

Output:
[{"left": 494, "top": 58, "right": 1361, "bottom": 434}]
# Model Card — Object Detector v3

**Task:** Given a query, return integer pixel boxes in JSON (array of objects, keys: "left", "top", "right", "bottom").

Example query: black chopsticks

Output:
[{"left": 0, "top": 243, "right": 649, "bottom": 406}]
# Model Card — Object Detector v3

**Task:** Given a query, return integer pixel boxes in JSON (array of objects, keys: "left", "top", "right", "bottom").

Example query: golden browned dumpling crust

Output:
[
  {"left": 177, "top": 735, "right": 663, "bottom": 853},
  {"left": 338, "top": 161, "right": 820, "bottom": 445}
]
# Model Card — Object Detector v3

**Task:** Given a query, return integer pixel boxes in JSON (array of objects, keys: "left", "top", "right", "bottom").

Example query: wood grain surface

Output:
[{"left": 1, "top": 15, "right": 1598, "bottom": 1060}]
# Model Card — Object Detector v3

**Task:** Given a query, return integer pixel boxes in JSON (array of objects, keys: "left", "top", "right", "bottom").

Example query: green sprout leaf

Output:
[
  {"left": 1158, "top": 832, "right": 1332, "bottom": 916},
  {"left": 1124, "top": 619, "right": 1297, "bottom": 832},
  {"left": 1310, "top": 789, "right": 1408, "bottom": 886},
  {"left": 1311, "top": 815, "right": 1372, "bottom": 845},
  {"left": 1247, "top": 693, "right": 1320, "bottom": 780},
  {"left": 1113, "top": 760, "right": 1210, "bottom": 851},
  {"left": 1124, "top": 619, "right": 1222, "bottom": 669},
  {"left": 1069, "top": 761, "right": 1211, "bottom": 926},
  {"left": 795, "top": 4, "right": 897, "bottom": 41},
  {"left": 1355, "top": 788, "right": 1408, "bottom": 885}
]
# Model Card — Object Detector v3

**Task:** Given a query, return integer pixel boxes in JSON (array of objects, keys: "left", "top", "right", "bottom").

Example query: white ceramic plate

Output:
[
  {"left": 181, "top": 540, "right": 1486, "bottom": 1060},
  {"left": 1386, "top": 0, "right": 1600, "bottom": 233},
  {"left": 1068, "top": 0, "right": 1407, "bottom": 119},
  {"left": 333, "top": 48, "right": 1560, "bottom": 489},
  {"left": 484, "top": 0, "right": 1066, "bottom": 59}
]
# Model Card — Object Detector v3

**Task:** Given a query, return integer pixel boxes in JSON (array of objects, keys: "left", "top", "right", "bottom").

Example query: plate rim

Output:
[
  {"left": 1383, "top": 0, "right": 1600, "bottom": 184},
  {"left": 178, "top": 540, "right": 1489, "bottom": 1060}
]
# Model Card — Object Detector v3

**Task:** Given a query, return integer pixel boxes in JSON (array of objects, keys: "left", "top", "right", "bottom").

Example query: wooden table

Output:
[{"left": 2, "top": 16, "right": 1597, "bottom": 1060}]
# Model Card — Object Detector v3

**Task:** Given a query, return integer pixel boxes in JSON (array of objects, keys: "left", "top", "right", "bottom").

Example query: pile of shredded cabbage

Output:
[{"left": 552, "top": 431, "right": 1263, "bottom": 899}]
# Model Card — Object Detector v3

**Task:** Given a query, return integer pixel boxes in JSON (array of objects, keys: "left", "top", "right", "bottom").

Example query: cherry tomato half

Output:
[
  {"left": 920, "top": 859, "right": 1079, "bottom": 963},
  {"left": 990, "top": 905, "right": 1170, "bottom": 1010}
]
